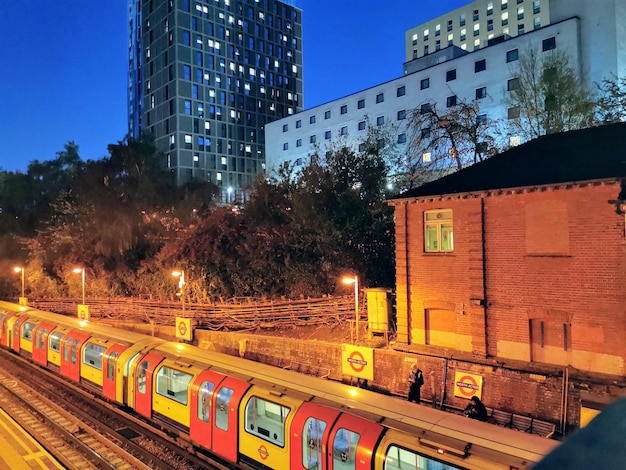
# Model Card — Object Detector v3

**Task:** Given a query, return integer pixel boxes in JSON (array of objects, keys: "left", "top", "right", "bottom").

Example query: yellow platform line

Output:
[{"left": 0, "top": 406, "right": 64, "bottom": 469}]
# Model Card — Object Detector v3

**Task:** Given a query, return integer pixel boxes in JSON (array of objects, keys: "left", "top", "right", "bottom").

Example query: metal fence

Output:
[{"left": 31, "top": 295, "right": 363, "bottom": 332}]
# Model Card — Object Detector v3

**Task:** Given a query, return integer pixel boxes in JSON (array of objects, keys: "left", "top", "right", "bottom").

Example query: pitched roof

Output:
[{"left": 392, "top": 123, "right": 626, "bottom": 200}]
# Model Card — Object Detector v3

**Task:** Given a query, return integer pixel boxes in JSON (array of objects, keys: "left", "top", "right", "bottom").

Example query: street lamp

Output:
[
  {"left": 13, "top": 266, "right": 25, "bottom": 298},
  {"left": 172, "top": 270, "right": 186, "bottom": 316},
  {"left": 342, "top": 275, "right": 360, "bottom": 344},
  {"left": 73, "top": 267, "right": 85, "bottom": 305}
]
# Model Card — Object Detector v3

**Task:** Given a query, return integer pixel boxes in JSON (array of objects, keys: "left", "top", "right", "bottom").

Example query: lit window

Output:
[
  {"left": 509, "top": 135, "right": 521, "bottom": 146},
  {"left": 422, "top": 152, "right": 431, "bottom": 162},
  {"left": 425, "top": 209, "right": 453, "bottom": 252},
  {"left": 502, "top": 11, "right": 509, "bottom": 25}
]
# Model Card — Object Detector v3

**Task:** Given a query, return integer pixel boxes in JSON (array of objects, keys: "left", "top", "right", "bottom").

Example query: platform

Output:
[{"left": 0, "top": 406, "right": 64, "bottom": 469}]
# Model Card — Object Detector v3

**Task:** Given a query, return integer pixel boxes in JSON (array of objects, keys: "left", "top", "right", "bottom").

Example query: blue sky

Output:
[{"left": 0, "top": 1, "right": 467, "bottom": 173}]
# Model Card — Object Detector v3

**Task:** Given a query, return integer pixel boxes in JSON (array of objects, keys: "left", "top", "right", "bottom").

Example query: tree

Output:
[
  {"left": 398, "top": 97, "right": 497, "bottom": 190},
  {"left": 597, "top": 74, "right": 626, "bottom": 123},
  {"left": 505, "top": 49, "right": 595, "bottom": 139}
]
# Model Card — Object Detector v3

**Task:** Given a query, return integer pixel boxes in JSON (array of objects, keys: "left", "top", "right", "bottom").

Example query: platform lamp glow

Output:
[
  {"left": 172, "top": 270, "right": 186, "bottom": 316},
  {"left": 73, "top": 268, "right": 85, "bottom": 305},
  {"left": 14, "top": 266, "right": 26, "bottom": 305},
  {"left": 342, "top": 275, "right": 360, "bottom": 344}
]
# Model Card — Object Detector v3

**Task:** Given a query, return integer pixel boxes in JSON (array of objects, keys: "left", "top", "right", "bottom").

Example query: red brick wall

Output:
[{"left": 392, "top": 181, "right": 626, "bottom": 376}]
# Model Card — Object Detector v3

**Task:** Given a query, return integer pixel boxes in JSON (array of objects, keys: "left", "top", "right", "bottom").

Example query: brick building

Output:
[{"left": 387, "top": 123, "right": 626, "bottom": 425}]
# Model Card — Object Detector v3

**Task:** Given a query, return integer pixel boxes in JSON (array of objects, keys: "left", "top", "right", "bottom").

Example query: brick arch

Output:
[{"left": 527, "top": 308, "right": 573, "bottom": 324}]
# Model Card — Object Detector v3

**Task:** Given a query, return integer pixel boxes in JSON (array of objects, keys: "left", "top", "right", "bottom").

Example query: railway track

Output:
[{"left": 0, "top": 349, "right": 233, "bottom": 469}]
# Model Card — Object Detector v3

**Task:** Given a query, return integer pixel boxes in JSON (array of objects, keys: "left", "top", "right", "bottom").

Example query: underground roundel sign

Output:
[
  {"left": 175, "top": 316, "right": 193, "bottom": 341},
  {"left": 341, "top": 344, "right": 374, "bottom": 381},
  {"left": 453, "top": 371, "right": 483, "bottom": 399}
]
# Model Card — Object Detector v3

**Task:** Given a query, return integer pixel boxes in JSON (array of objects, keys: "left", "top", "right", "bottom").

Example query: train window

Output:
[
  {"left": 71, "top": 339, "right": 80, "bottom": 364},
  {"left": 49, "top": 331, "right": 64, "bottom": 353},
  {"left": 39, "top": 328, "right": 48, "bottom": 351},
  {"left": 107, "top": 352, "right": 119, "bottom": 381},
  {"left": 332, "top": 428, "right": 360, "bottom": 469},
  {"left": 198, "top": 381, "right": 214, "bottom": 423},
  {"left": 137, "top": 361, "right": 150, "bottom": 394},
  {"left": 302, "top": 417, "right": 327, "bottom": 469},
  {"left": 384, "top": 445, "right": 462, "bottom": 470},
  {"left": 21, "top": 322, "right": 35, "bottom": 341},
  {"left": 215, "top": 387, "right": 233, "bottom": 431},
  {"left": 244, "top": 396, "right": 290, "bottom": 447},
  {"left": 63, "top": 336, "right": 73, "bottom": 362},
  {"left": 156, "top": 366, "right": 193, "bottom": 405},
  {"left": 83, "top": 343, "right": 106, "bottom": 370}
]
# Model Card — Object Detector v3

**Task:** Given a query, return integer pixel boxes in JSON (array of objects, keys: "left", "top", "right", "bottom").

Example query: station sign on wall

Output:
[
  {"left": 453, "top": 371, "right": 483, "bottom": 399},
  {"left": 77, "top": 304, "right": 90, "bottom": 321},
  {"left": 341, "top": 344, "right": 374, "bottom": 381},
  {"left": 176, "top": 317, "right": 193, "bottom": 341}
]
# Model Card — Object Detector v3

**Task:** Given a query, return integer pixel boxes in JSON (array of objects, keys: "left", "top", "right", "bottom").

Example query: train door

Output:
[
  {"left": 133, "top": 351, "right": 164, "bottom": 419},
  {"left": 102, "top": 343, "right": 128, "bottom": 401},
  {"left": 60, "top": 331, "right": 90, "bottom": 382},
  {"left": 290, "top": 402, "right": 342, "bottom": 470},
  {"left": 0, "top": 311, "right": 17, "bottom": 348},
  {"left": 32, "top": 322, "right": 55, "bottom": 365},
  {"left": 11, "top": 315, "right": 29, "bottom": 353},
  {"left": 326, "top": 413, "right": 384, "bottom": 470},
  {"left": 189, "top": 371, "right": 249, "bottom": 462}
]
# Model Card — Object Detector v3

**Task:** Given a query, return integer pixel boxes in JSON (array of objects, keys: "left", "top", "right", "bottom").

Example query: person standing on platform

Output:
[{"left": 407, "top": 363, "right": 424, "bottom": 404}]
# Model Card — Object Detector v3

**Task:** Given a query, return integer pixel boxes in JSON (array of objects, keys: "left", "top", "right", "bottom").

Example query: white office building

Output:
[{"left": 265, "top": 0, "right": 624, "bottom": 178}]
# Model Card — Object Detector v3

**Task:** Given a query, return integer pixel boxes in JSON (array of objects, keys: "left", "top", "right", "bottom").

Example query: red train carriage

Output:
[
  {"left": 189, "top": 369, "right": 250, "bottom": 463},
  {"left": 0, "top": 302, "right": 559, "bottom": 470}
]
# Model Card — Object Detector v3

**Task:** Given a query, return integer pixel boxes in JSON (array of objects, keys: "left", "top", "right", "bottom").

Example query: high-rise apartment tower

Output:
[{"left": 128, "top": 0, "right": 303, "bottom": 201}]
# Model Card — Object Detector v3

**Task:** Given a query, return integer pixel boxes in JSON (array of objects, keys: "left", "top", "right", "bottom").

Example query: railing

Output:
[{"left": 30, "top": 295, "right": 364, "bottom": 332}]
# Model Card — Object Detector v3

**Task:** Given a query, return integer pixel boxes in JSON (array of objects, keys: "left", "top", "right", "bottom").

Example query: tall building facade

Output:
[
  {"left": 404, "top": 0, "right": 550, "bottom": 66},
  {"left": 266, "top": 0, "right": 624, "bottom": 179},
  {"left": 128, "top": 0, "right": 303, "bottom": 200}
]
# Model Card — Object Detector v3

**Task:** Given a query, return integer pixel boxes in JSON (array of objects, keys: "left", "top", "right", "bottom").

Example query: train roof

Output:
[{"left": 156, "top": 341, "right": 557, "bottom": 462}]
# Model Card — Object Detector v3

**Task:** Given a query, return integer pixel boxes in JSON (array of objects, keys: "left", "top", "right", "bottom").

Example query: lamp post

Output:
[
  {"left": 342, "top": 275, "right": 360, "bottom": 344},
  {"left": 172, "top": 270, "right": 186, "bottom": 316},
  {"left": 73, "top": 268, "right": 85, "bottom": 305},
  {"left": 13, "top": 267, "right": 25, "bottom": 298}
]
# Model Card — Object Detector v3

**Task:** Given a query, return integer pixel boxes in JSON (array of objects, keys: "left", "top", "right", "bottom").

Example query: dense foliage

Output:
[{"left": 0, "top": 135, "right": 395, "bottom": 301}]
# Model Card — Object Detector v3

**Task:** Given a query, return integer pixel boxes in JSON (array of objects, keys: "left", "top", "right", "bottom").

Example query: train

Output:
[{"left": 0, "top": 300, "right": 558, "bottom": 469}]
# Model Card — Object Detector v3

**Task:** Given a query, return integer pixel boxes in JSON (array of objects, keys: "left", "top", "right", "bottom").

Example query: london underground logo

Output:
[
  {"left": 258, "top": 445, "right": 269, "bottom": 460},
  {"left": 347, "top": 351, "right": 367, "bottom": 373},
  {"left": 456, "top": 375, "right": 479, "bottom": 397},
  {"left": 178, "top": 321, "right": 188, "bottom": 336}
]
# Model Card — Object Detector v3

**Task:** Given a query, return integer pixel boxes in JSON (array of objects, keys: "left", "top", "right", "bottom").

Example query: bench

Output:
[{"left": 486, "top": 408, "right": 556, "bottom": 438}]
